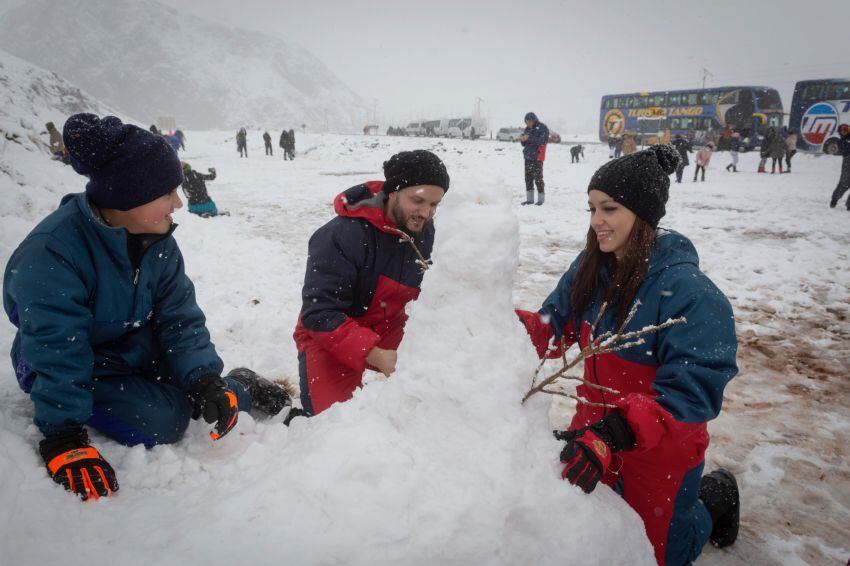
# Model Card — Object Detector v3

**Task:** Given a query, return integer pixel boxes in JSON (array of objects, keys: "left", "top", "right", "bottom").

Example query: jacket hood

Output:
[
  {"left": 645, "top": 229, "right": 699, "bottom": 278},
  {"left": 524, "top": 112, "right": 539, "bottom": 124},
  {"left": 333, "top": 181, "right": 400, "bottom": 234}
]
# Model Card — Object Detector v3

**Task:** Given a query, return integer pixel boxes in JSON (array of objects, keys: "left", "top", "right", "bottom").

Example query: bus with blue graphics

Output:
[
  {"left": 599, "top": 86, "right": 783, "bottom": 147},
  {"left": 789, "top": 79, "right": 850, "bottom": 154}
]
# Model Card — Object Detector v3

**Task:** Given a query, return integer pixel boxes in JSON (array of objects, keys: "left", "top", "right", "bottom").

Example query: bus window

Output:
[
  {"left": 801, "top": 84, "right": 825, "bottom": 101},
  {"left": 698, "top": 92, "right": 718, "bottom": 105},
  {"left": 650, "top": 94, "right": 665, "bottom": 106},
  {"left": 828, "top": 82, "right": 850, "bottom": 99},
  {"left": 755, "top": 88, "right": 782, "bottom": 110},
  {"left": 603, "top": 98, "right": 612, "bottom": 109},
  {"left": 685, "top": 93, "right": 699, "bottom": 106},
  {"left": 638, "top": 96, "right": 649, "bottom": 108}
]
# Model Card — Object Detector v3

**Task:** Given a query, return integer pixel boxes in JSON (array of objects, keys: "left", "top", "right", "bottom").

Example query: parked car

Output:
[{"left": 497, "top": 127, "right": 524, "bottom": 142}]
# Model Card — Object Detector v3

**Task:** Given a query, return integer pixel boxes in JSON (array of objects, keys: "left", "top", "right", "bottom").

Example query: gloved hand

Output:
[
  {"left": 559, "top": 412, "right": 635, "bottom": 493},
  {"left": 39, "top": 429, "right": 119, "bottom": 501},
  {"left": 189, "top": 374, "right": 239, "bottom": 440}
]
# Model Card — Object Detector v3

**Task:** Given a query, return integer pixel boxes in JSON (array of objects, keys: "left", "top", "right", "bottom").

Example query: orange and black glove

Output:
[
  {"left": 189, "top": 374, "right": 239, "bottom": 440},
  {"left": 559, "top": 412, "right": 635, "bottom": 493},
  {"left": 39, "top": 429, "right": 119, "bottom": 501}
]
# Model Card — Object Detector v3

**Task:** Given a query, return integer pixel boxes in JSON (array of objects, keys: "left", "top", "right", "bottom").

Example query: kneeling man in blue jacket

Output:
[{"left": 3, "top": 114, "right": 290, "bottom": 501}]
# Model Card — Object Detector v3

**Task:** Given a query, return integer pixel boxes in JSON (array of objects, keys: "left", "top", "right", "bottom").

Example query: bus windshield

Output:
[{"left": 755, "top": 88, "right": 782, "bottom": 110}]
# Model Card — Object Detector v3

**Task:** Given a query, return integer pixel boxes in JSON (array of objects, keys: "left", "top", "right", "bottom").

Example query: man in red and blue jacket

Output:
[
  {"left": 521, "top": 111, "right": 549, "bottom": 206},
  {"left": 293, "top": 150, "right": 449, "bottom": 415}
]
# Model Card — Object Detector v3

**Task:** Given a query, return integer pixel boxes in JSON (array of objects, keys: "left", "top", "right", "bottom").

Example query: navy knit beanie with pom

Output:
[
  {"left": 63, "top": 114, "right": 184, "bottom": 211},
  {"left": 588, "top": 144, "right": 680, "bottom": 228},
  {"left": 382, "top": 150, "right": 450, "bottom": 194}
]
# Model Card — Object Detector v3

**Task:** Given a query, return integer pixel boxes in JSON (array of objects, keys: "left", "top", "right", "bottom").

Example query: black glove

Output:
[
  {"left": 558, "top": 412, "right": 635, "bottom": 493},
  {"left": 39, "top": 429, "right": 119, "bottom": 501},
  {"left": 189, "top": 374, "right": 239, "bottom": 440}
]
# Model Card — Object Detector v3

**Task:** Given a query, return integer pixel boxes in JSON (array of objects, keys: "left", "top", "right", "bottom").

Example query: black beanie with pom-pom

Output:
[
  {"left": 587, "top": 144, "right": 680, "bottom": 228},
  {"left": 63, "top": 113, "right": 183, "bottom": 211}
]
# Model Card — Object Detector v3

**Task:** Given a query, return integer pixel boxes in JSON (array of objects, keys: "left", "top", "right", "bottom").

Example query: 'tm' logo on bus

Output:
[{"left": 801, "top": 102, "right": 838, "bottom": 146}]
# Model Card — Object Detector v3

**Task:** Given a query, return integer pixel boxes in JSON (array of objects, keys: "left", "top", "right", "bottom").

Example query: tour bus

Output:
[
  {"left": 789, "top": 78, "right": 850, "bottom": 154},
  {"left": 599, "top": 86, "right": 784, "bottom": 147}
]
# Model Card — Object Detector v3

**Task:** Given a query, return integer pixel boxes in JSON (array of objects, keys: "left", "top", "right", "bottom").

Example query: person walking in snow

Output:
[
  {"left": 694, "top": 142, "right": 713, "bottom": 182},
  {"left": 3, "top": 114, "right": 290, "bottom": 502},
  {"left": 829, "top": 123, "right": 850, "bottom": 209},
  {"left": 769, "top": 127, "right": 785, "bottom": 174},
  {"left": 279, "top": 129, "right": 290, "bottom": 160},
  {"left": 671, "top": 134, "right": 692, "bottom": 183},
  {"left": 181, "top": 162, "right": 221, "bottom": 217},
  {"left": 175, "top": 129, "right": 186, "bottom": 150},
  {"left": 263, "top": 131, "right": 273, "bottom": 156},
  {"left": 293, "top": 150, "right": 449, "bottom": 416},
  {"left": 236, "top": 127, "right": 248, "bottom": 158},
  {"left": 520, "top": 112, "right": 549, "bottom": 206},
  {"left": 725, "top": 132, "right": 741, "bottom": 172},
  {"left": 286, "top": 128, "right": 296, "bottom": 160},
  {"left": 758, "top": 126, "right": 780, "bottom": 173},
  {"left": 783, "top": 129, "right": 798, "bottom": 173},
  {"left": 570, "top": 144, "right": 584, "bottom": 163},
  {"left": 516, "top": 144, "right": 740, "bottom": 566}
]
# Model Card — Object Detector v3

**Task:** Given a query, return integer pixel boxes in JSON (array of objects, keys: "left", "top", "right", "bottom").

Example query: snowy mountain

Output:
[
  {"left": 0, "top": 47, "right": 115, "bottom": 185},
  {"left": 0, "top": 0, "right": 368, "bottom": 131}
]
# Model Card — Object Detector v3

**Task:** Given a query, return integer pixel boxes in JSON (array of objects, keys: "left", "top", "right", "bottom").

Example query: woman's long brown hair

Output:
[{"left": 570, "top": 218, "right": 657, "bottom": 325}]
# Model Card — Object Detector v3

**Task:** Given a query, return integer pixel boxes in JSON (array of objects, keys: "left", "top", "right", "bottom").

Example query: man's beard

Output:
[{"left": 391, "top": 200, "right": 428, "bottom": 235}]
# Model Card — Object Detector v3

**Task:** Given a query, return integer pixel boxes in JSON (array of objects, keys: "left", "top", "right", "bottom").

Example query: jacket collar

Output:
[{"left": 333, "top": 181, "right": 402, "bottom": 235}]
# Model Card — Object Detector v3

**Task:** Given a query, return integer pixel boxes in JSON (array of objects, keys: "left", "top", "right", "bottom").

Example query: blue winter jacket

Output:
[
  {"left": 3, "top": 193, "right": 223, "bottom": 435},
  {"left": 519, "top": 230, "right": 737, "bottom": 457},
  {"left": 521, "top": 113, "right": 549, "bottom": 161}
]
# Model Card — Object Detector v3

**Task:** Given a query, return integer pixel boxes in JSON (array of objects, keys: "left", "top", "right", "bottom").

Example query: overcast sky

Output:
[{"left": 7, "top": 0, "right": 849, "bottom": 133}]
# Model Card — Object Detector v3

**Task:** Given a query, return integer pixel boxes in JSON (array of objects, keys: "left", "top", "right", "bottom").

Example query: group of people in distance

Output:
[{"left": 7, "top": 112, "right": 748, "bottom": 566}]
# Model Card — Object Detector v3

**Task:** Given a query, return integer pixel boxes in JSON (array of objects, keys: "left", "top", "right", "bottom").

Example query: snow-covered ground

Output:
[{"left": 1, "top": 130, "right": 848, "bottom": 565}]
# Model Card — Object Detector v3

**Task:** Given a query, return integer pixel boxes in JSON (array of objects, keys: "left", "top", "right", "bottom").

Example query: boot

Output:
[
  {"left": 699, "top": 469, "right": 740, "bottom": 548},
  {"left": 535, "top": 192, "right": 545, "bottom": 206},
  {"left": 830, "top": 197, "right": 838, "bottom": 209},
  {"left": 226, "top": 367, "right": 292, "bottom": 416},
  {"left": 733, "top": 165, "right": 738, "bottom": 172},
  {"left": 521, "top": 190, "right": 534, "bottom": 205},
  {"left": 725, "top": 164, "right": 732, "bottom": 172},
  {"left": 758, "top": 165, "right": 766, "bottom": 173}
]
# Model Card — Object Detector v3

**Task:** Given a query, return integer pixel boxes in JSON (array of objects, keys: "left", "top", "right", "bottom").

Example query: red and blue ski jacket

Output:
[
  {"left": 293, "top": 181, "right": 434, "bottom": 371},
  {"left": 518, "top": 230, "right": 738, "bottom": 462}
]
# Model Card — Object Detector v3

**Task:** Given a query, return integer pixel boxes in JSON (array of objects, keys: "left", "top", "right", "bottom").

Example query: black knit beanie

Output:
[
  {"left": 63, "top": 113, "right": 184, "bottom": 211},
  {"left": 587, "top": 144, "right": 680, "bottom": 228},
  {"left": 382, "top": 150, "right": 450, "bottom": 194}
]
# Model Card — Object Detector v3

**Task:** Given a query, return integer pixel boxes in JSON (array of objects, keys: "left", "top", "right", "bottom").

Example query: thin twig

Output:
[
  {"left": 384, "top": 225, "right": 432, "bottom": 272},
  {"left": 521, "top": 306, "right": 687, "bottom": 405},
  {"left": 541, "top": 388, "right": 619, "bottom": 409}
]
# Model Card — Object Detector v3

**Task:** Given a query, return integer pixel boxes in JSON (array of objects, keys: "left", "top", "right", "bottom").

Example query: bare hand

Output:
[
  {"left": 520, "top": 134, "right": 529, "bottom": 142},
  {"left": 366, "top": 347, "right": 397, "bottom": 376}
]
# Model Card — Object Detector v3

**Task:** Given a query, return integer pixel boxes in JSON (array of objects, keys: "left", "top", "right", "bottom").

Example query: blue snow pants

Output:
[{"left": 85, "top": 374, "right": 252, "bottom": 448}]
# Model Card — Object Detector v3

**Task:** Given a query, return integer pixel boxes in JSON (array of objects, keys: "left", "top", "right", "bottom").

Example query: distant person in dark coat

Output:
[
  {"left": 236, "top": 128, "right": 248, "bottom": 158},
  {"left": 263, "top": 131, "right": 273, "bottom": 156},
  {"left": 286, "top": 129, "right": 296, "bottom": 160},
  {"left": 725, "top": 132, "right": 741, "bottom": 172},
  {"left": 671, "top": 134, "right": 692, "bottom": 183},
  {"left": 149, "top": 124, "right": 160, "bottom": 135},
  {"left": 520, "top": 112, "right": 549, "bottom": 206},
  {"left": 175, "top": 129, "right": 186, "bottom": 150},
  {"left": 829, "top": 124, "right": 850, "bottom": 210},
  {"left": 783, "top": 129, "right": 797, "bottom": 173},
  {"left": 181, "top": 162, "right": 221, "bottom": 217},
  {"left": 279, "top": 130, "right": 290, "bottom": 159},
  {"left": 570, "top": 144, "right": 584, "bottom": 163}
]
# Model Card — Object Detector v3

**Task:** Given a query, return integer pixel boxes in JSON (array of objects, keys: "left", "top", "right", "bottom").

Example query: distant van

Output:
[{"left": 405, "top": 122, "right": 425, "bottom": 136}]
